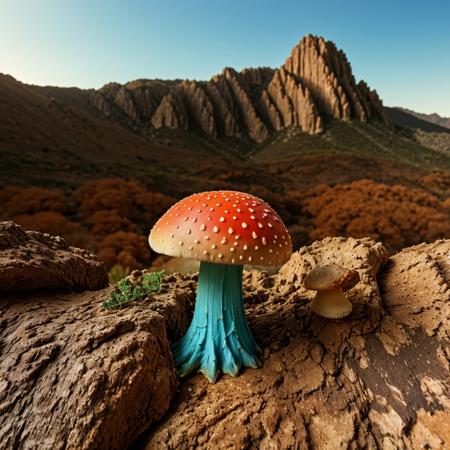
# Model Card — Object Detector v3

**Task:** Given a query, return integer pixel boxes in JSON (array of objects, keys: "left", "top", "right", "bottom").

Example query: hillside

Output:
[
  {"left": 0, "top": 35, "right": 449, "bottom": 271},
  {"left": 394, "top": 107, "right": 450, "bottom": 130}
]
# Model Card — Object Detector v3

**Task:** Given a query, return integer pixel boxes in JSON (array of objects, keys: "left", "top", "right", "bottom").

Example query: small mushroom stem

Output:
[
  {"left": 172, "top": 261, "right": 260, "bottom": 383},
  {"left": 310, "top": 289, "right": 353, "bottom": 319}
]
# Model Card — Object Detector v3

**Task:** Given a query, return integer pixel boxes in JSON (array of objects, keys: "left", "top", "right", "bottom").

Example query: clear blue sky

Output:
[{"left": 1, "top": 0, "right": 449, "bottom": 115}]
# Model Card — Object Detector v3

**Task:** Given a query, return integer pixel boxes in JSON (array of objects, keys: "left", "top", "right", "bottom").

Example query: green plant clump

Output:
[{"left": 103, "top": 271, "right": 164, "bottom": 310}]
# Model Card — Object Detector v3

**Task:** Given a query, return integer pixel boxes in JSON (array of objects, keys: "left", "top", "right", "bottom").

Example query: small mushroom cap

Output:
[
  {"left": 149, "top": 190, "right": 292, "bottom": 267},
  {"left": 304, "top": 264, "right": 360, "bottom": 292}
]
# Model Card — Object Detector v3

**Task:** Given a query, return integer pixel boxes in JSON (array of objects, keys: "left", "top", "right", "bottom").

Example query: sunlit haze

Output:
[{"left": 1, "top": 0, "right": 449, "bottom": 115}]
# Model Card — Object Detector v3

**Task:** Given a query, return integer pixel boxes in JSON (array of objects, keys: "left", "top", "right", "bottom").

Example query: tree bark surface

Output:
[
  {"left": 0, "top": 275, "right": 195, "bottom": 450},
  {"left": 1, "top": 235, "right": 449, "bottom": 450},
  {"left": 140, "top": 237, "right": 450, "bottom": 450}
]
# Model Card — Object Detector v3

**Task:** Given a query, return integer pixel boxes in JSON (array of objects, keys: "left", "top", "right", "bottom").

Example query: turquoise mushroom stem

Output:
[{"left": 172, "top": 261, "right": 260, "bottom": 383}]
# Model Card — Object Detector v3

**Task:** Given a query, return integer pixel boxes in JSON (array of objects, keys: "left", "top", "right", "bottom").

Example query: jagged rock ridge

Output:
[{"left": 90, "top": 35, "right": 386, "bottom": 143}]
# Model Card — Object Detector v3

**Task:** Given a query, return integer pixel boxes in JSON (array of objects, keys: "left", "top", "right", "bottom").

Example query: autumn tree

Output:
[
  {"left": 97, "top": 231, "right": 151, "bottom": 270},
  {"left": 303, "top": 179, "right": 450, "bottom": 251},
  {"left": 0, "top": 187, "right": 68, "bottom": 217}
]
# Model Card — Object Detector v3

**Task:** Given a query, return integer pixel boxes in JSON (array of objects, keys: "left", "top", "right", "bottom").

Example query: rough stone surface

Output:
[
  {"left": 138, "top": 238, "right": 450, "bottom": 450},
  {"left": 0, "top": 221, "right": 108, "bottom": 292},
  {"left": 90, "top": 35, "right": 386, "bottom": 142},
  {"left": 2, "top": 236, "right": 449, "bottom": 450},
  {"left": 0, "top": 273, "right": 195, "bottom": 450}
]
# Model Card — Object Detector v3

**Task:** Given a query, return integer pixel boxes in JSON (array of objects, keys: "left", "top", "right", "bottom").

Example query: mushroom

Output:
[
  {"left": 148, "top": 190, "right": 292, "bottom": 382},
  {"left": 303, "top": 264, "right": 360, "bottom": 319}
]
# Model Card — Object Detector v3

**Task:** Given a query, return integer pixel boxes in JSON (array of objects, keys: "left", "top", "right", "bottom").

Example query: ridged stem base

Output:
[{"left": 172, "top": 261, "right": 260, "bottom": 382}]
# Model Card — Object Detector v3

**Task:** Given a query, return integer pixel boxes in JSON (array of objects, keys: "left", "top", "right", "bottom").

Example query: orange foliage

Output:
[
  {"left": 0, "top": 187, "right": 68, "bottom": 217},
  {"left": 74, "top": 178, "right": 176, "bottom": 226},
  {"left": 97, "top": 231, "right": 151, "bottom": 270},
  {"left": 303, "top": 179, "right": 450, "bottom": 251},
  {"left": 74, "top": 178, "right": 144, "bottom": 219},
  {"left": 13, "top": 212, "right": 91, "bottom": 248},
  {"left": 135, "top": 191, "right": 176, "bottom": 224},
  {"left": 86, "top": 210, "right": 136, "bottom": 236}
]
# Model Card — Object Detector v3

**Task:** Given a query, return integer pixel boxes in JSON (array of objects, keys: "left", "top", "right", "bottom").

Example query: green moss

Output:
[{"left": 103, "top": 271, "right": 163, "bottom": 310}]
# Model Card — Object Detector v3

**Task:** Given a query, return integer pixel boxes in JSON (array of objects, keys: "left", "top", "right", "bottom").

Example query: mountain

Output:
[
  {"left": 394, "top": 107, "right": 450, "bottom": 130},
  {"left": 384, "top": 106, "right": 450, "bottom": 134},
  {"left": 1, "top": 34, "right": 449, "bottom": 196},
  {"left": 90, "top": 35, "right": 386, "bottom": 142}
]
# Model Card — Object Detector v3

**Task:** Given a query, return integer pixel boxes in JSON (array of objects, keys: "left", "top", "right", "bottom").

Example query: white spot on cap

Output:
[
  {"left": 268, "top": 223, "right": 273, "bottom": 228},
  {"left": 230, "top": 247, "right": 235, "bottom": 252},
  {"left": 250, "top": 215, "right": 256, "bottom": 220},
  {"left": 200, "top": 224, "right": 206, "bottom": 231},
  {"left": 262, "top": 237, "right": 267, "bottom": 245},
  {"left": 232, "top": 216, "right": 237, "bottom": 220},
  {"left": 184, "top": 217, "right": 188, "bottom": 221},
  {"left": 252, "top": 231, "right": 258, "bottom": 239},
  {"left": 219, "top": 217, "right": 225, "bottom": 223},
  {"left": 203, "top": 250, "right": 208, "bottom": 255},
  {"left": 188, "top": 245, "right": 193, "bottom": 250},
  {"left": 221, "top": 237, "right": 227, "bottom": 244},
  {"left": 170, "top": 233, "right": 174, "bottom": 238},
  {"left": 255, "top": 245, "right": 259, "bottom": 250},
  {"left": 258, "top": 223, "right": 263, "bottom": 228},
  {"left": 228, "top": 227, "right": 234, "bottom": 234},
  {"left": 213, "top": 226, "right": 219, "bottom": 233},
  {"left": 194, "top": 239, "right": 200, "bottom": 244},
  {"left": 237, "top": 208, "right": 242, "bottom": 213},
  {"left": 248, "top": 256, "right": 252, "bottom": 262},
  {"left": 178, "top": 241, "right": 183, "bottom": 246},
  {"left": 249, "top": 208, "right": 254, "bottom": 213},
  {"left": 192, "top": 217, "right": 197, "bottom": 223},
  {"left": 211, "top": 244, "right": 217, "bottom": 249},
  {"left": 243, "top": 244, "right": 248, "bottom": 250},
  {"left": 218, "top": 253, "right": 223, "bottom": 259},
  {"left": 242, "top": 222, "right": 248, "bottom": 229},
  {"left": 187, "top": 229, "right": 192, "bottom": 234}
]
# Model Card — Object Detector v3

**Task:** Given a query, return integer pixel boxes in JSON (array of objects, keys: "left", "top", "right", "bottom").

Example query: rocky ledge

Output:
[
  {"left": 0, "top": 221, "right": 108, "bottom": 292},
  {"left": 0, "top": 227, "right": 449, "bottom": 449}
]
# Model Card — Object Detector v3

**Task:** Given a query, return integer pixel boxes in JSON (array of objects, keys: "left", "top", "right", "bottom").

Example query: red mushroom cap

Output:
[{"left": 149, "top": 190, "right": 292, "bottom": 266}]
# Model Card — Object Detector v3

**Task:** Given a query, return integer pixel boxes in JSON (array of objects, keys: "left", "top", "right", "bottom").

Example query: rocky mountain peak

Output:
[{"left": 90, "top": 35, "right": 386, "bottom": 142}]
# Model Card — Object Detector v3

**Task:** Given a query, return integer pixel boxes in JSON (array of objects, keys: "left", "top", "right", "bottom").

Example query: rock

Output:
[
  {"left": 0, "top": 273, "right": 194, "bottom": 450},
  {"left": 139, "top": 238, "right": 450, "bottom": 449},
  {"left": 0, "top": 221, "right": 108, "bottom": 292},
  {"left": 151, "top": 90, "right": 188, "bottom": 130},
  {"left": 89, "top": 35, "right": 386, "bottom": 142}
]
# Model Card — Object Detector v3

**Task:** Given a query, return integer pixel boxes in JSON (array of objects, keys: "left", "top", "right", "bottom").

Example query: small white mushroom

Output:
[{"left": 304, "top": 264, "right": 360, "bottom": 319}]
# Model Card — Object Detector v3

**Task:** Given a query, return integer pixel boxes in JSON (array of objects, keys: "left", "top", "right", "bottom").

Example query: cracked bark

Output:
[
  {"left": 0, "top": 275, "right": 196, "bottom": 450},
  {"left": 138, "top": 237, "right": 450, "bottom": 450},
  {"left": 1, "top": 235, "right": 449, "bottom": 449}
]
